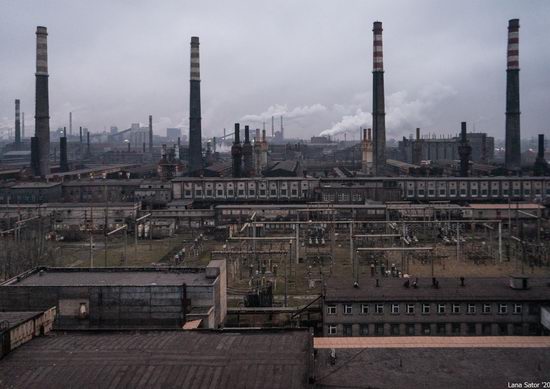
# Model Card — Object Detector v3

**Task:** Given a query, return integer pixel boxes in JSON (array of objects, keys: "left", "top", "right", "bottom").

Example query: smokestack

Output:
[
  {"left": 271, "top": 116, "right": 274, "bottom": 138},
  {"left": 412, "top": 128, "right": 422, "bottom": 165},
  {"left": 86, "top": 131, "right": 90, "bottom": 156},
  {"left": 59, "top": 136, "right": 68, "bottom": 172},
  {"left": 416, "top": 128, "right": 420, "bottom": 140},
  {"left": 31, "top": 137, "right": 40, "bottom": 175},
  {"left": 372, "top": 21, "right": 386, "bottom": 175},
  {"left": 280, "top": 115, "right": 284, "bottom": 140},
  {"left": 188, "top": 36, "right": 203, "bottom": 174},
  {"left": 79, "top": 126, "right": 83, "bottom": 143},
  {"left": 231, "top": 123, "right": 242, "bottom": 178},
  {"left": 14, "top": 99, "right": 21, "bottom": 148},
  {"left": 34, "top": 26, "right": 50, "bottom": 177},
  {"left": 69, "top": 112, "right": 72, "bottom": 136},
  {"left": 243, "top": 125, "right": 254, "bottom": 177},
  {"left": 458, "top": 122, "right": 472, "bottom": 177},
  {"left": 22, "top": 112, "right": 25, "bottom": 140},
  {"left": 148, "top": 115, "right": 153, "bottom": 153},
  {"left": 533, "top": 134, "right": 548, "bottom": 176},
  {"left": 505, "top": 19, "right": 521, "bottom": 172}
]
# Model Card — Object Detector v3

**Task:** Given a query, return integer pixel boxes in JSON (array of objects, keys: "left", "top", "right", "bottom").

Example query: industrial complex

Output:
[{"left": 0, "top": 11, "right": 549, "bottom": 389}]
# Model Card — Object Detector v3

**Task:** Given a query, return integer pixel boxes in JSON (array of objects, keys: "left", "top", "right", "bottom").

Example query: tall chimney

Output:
[
  {"left": 34, "top": 26, "right": 50, "bottom": 177},
  {"left": 188, "top": 36, "right": 203, "bottom": 174},
  {"left": 69, "top": 112, "right": 72, "bottom": 136},
  {"left": 412, "top": 128, "right": 423, "bottom": 165},
  {"left": 280, "top": 115, "right": 284, "bottom": 140},
  {"left": 148, "top": 115, "right": 153, "bottom": 153},
  {"left": 372, "top": 21, "right": 386, "bottom": 175},
  {"left": 22, "top": 112, "right": 25, "bottom": 140},
  {"left": 533, "top": 134, "right": 548, "bottom": 176},
  {"left": 458, "top": 122, "right": 472, "bottom": 177},
  {"left": 243, "top": 125, "right": 254, "bottom": 177},
  {"left": 271, "top": 116, "right": 274, "bottom": 138},
  {"left": 79, "top": 126, "right": 83, "bottom": 144},
  {"left": 31, "top": 137, "right": 40, "bottom": 175},
  {"left": 505, "top": 19, "right": 521, "bottom": 172},
  {"left": 59, "top": 135, "right": 68, "bottom": 172},
  {"left": 14, "top": 99, "right": 21, "bottom": 148},
  {"left": 86, "top": 131, "right": 90, "bottom": 156},
  {"left": 231, "top": 123, "right": 242, "bottom": 178}
]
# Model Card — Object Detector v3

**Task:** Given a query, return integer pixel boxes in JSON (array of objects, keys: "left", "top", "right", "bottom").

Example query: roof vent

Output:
[
  {"left": 509, "top": 275, "right": 529, "bottom": 290},
  {"left": 460, "top": 277, "right": 465, "bottom": 287}
]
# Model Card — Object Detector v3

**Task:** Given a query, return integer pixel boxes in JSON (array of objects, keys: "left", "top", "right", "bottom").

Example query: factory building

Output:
[
  {"left": 323, "top": 276, "right": 550, "bottom": 337},
  {"left": 0, "top": 260, "right": 227, "bottom": 330},
  {"left": 397, "top": 131, "right": 494, "bottom": 164}
]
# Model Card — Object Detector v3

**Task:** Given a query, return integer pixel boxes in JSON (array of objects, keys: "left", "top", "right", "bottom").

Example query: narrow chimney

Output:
[
  {"left": 14, "top": 99, "right": 21, "bottom": 148},
  {"left": 458, "top": 122, "right": 472, "bottom": 177},
  {"left": 34, "top": 26, "right": 51, "bottom": 177},
  {"left": 416, "top": 128, "right": 420, "bottom": 140},
  {"left": 79, "top": 126, "right": 83, "bottom": 144},
  {"left": 149, "top": 115, "right": 153, "bottom": 153},
  {"left": 372, "top": 21, "right": 386, "bottom": 175},
  {"left": 22, "top": 112, "right": 25, "bottom": 140},
  {"left": 538, "top": 134, "right": 544, "bottom": 159},
  {"left": 188, "top": 36, "right": 203, "bottom": 174},
  {"left": 31, "top": 137, "right": 40, "bottom": 175},
  {"left": 243, "top": 125, "right": 254, "bottom": 177},
  {"left": 231, "top": 123, "right": 243, "bottom": 178},
  {"left": 505, "top": 19, "right": 521, "bottom": 172},
  {"left": 59, "top": 135, "right": 68, "bottom": 172},
  {"left": 86, "top": 131, "right": 90, "bottom": 156},
  {"left": 533, "top": 134, "right": 548, "bottom": 176},
  {"left": 69, "top": 112, "right": 72, "bottom": 136}
]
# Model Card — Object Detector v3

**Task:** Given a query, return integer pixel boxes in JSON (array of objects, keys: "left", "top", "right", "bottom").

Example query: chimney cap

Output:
[
  {"left": 508, "top": 19, "right": 520, "bottom": 27},
  {"left": 36, "top": 26, "right": 48, "bottom": 34},
  {"left": 373, "top": 21, "right": 383, "bottom": 31},
  {"left": 191, "top": 36, "right": 200, "bottom": 44}
]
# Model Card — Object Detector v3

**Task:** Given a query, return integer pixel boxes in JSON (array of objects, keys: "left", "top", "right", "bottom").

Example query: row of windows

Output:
[
  {"left": 327, "top": 322, "right": 541, "bottom": 336},
  {"left": 407, "top": 188, "right": 550, "bottom": 198},
  {"left": 183, "top": 188, "right": 307, "bottom": 198},
  {"left": 326, "top": 302, "right": 533, "bottom": 316}
]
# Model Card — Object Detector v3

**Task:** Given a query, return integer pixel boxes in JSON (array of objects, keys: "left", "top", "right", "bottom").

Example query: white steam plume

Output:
[{"left": 241, "top": 103, "right": 327, "bottom": 122}]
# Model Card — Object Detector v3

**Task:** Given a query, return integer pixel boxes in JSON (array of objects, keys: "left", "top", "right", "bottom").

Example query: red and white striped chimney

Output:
[
  {"left": 507, "top": 19, "right": 519, "bottom": 70},
  {"left": 373, "top": 21, "right": 383, "bottom": 72}
]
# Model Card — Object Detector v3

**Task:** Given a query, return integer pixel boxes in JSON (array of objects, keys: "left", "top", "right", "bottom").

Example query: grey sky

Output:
[{"left": 1, "top": 0, "right": 549, "bottom": 141}]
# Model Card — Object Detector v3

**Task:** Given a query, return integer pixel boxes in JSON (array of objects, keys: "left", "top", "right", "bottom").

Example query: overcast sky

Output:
[{"left": 1, "top": 0, "right": 549, "bottom": 141}]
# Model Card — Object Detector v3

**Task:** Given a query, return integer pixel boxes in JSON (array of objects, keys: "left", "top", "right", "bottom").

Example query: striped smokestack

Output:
[
  {"left": 505, "top": 19, "right": 521, "bottom": 172},
  {"left": 149, "top": 115, "right": 153, "bottom": 153},
  {"left": 188, "top": 36, "right": 203, "bottom": 175},
  {"left": 14, "top": 99, "right": 21, "bottom": 147},
  {"left": 372, "top": 21, "right": 386, "bottom": 175},
  {"left": 34, "top": 26, "right": 50, "bottom": 177}
]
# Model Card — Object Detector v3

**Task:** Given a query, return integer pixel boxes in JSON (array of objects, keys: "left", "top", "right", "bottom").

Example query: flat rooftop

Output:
[
  {"left": 0, "top": 330, "right": 311, "bottom": 389},
  {"left": 325, "top": 276, "right": 550, "bottom": 302},
  {"left": 0, "top": 311, "right": 43, "bottom": 329},
  {"left": 315, "top": 345, "right": 550, "bottom": 389},
  {"left": 2, "top": 267, "right": 214, "bottom": 287}
]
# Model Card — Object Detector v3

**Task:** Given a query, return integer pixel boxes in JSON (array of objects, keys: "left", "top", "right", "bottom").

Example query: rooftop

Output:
[
  {"left": 0, "top": 330, "right": 311, "bottom": 389},
  {"left": 2, "top": 267, "right": 216, "bottom": 287},
  {"left": 324, "top": 276, "right": 550, "bottom": 302},
  {"left": 314, "top": 344, "right": 550, "bottom": 389},
  {"left": 0, "top": 311, "right": 44, "bottom": 330}
]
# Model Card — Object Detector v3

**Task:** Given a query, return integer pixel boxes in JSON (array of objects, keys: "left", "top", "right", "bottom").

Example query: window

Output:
[
  {"left": 471, "top": 189, "right": 478, "bottom": 196},
  {"left": 437, "top": 323, "right": 446, "bottom": 335},
  {"left": 217, "top": 190, "right": 223, "bottom": 196},
  {"left": 483, "top": 304, "right": 491, "bottom": 314},
  {"left": 344, "top": 304, "right": 353, "bottom": 315},
  {"left": 460, "top": 189, "right": 466, "bottom": 196},
  {"left": 421, "top": 324, "right": 431, "bottom": 335},
  {"left": 452, "top": 304, "right": 460, "bottom": 314},
  {"left": 343, "top": 324, "right": 352, "bottom": 337},
  {"left": 451, "top": 323, "right": 461, "bottom": 335},
  {"left": 498, "top": 323, "right": 508, "bottom": 335},
  {"left": 498, "top": 304, "right": 508, "bottom": 314},
  {"left": 528, "top": 304, "right": 540, "bottom": 315},
  {"left": 184, "top": 190, "right": 191, "bottom": 197},
  {"left": 328, "top": 325, "right": 337, "bottom": 335},
  {"left": 238, "top": 189, "right": 244, "bottom": 196},
  {"left": 492, "top": 189, "right": 499, "bottom": 196},
  {"left": 281, "top": 189, "right": 287, "bottom": 197},
  {"left": 227, "top": 190, "right": 234, "bottom": 196},
  {"left": 249, "top": 190, "right": 255, "bottom": 196},
  {"left": 513, "top": 323, "right": 523, "bottom": 335},
  {"left": 375, "top": 324, "right": 384, "bottom": 336},
  {"left": 391, "top": 324, "right": 400, "bottom": 335},
  {"left": 406, "top": 324, "right": 415, "bottom": 335},
  {"left": 422, "top": 303, "right": 430, "bottom": 314},
  {"left": 259, "top": 189, "right": 266, "bottom": 196},
  {"left": 391, "top": 304, "right": 399, "bottom": 314},
  {"left": 406, "top": 304, "right": 415, "bottom": 314},
  {"left": 270, "top": 189, "right": 276, "bottom": 196},
  {"left": 503, "top": 189, "right": 509, "bottom": 196},
  {"left": 360, "top": 324, "right": 369, "bottom": 336},
  {"left": 407, "top": 190, "right": 414, "bottom": 197},
  {"left": 513, "top": 304, "right": 522, "bottom": 314},
  {"left": 375, "top": 304, "right": 384, "bottom": 314},
  {"left": 361, "top": 304, "right": 369, "bottom": 315},
  {"left": 467, "top": 323, "right": 476, "bottom": 335},
  {"left": 437, "top": 304, "right": 446, "bottom": 314},
  {"left": 482, "top": 323, "right": 492, "bottom": 335},
  {"left": 467, "top": 304, "right": 476, "bottom": 314},
  {"left": 428, "top": 189, "right": 435, "bottom": 196},
  {"left": 418, "top": 189, "right": 425, "bottom": 196},
  {"left": 291, "top": 189, "right": 297, "bottom": 196},
  {"left": 450, "top": 189, "right": 456, "bottom": 196},
  {"left": 326, "top": 305, "right": 336, "bottom": 315},
  {"left": 206, "top": 190, "right": 213, "bottom": 196}
]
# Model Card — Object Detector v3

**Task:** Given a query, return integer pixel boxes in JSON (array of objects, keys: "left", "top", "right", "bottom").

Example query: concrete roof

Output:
[
  {"left": 0, "top": 311, "right": 44, "bottom": 330},
  {"left": 314, "top": 346, "right": 550, "bottom": 389},
  {"left": 0, "top": 330, "right": 311, "bottom": 389},
  {"left": 2, "top": 267, "right": 214, "bottom": 287},
  {"left": 324, "top": 276, "right": 550, "bottom": 302}
]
